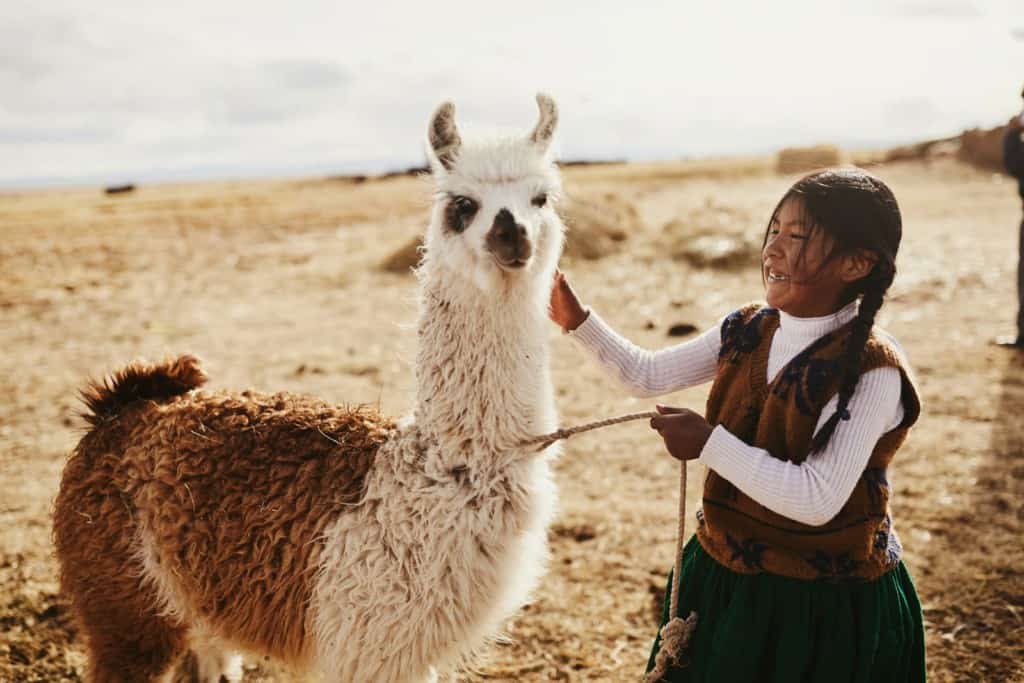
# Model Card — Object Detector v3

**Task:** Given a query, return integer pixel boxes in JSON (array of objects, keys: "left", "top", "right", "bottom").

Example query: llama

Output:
[{"left": 53, "top": 94, "right": 567, "bottom": 683}]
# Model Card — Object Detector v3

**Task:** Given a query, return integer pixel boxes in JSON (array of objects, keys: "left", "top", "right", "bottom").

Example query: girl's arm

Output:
[
  {"left": 698, "top": 366, "right": 904, "bottom": 526},
  {"left": 550, "top": 270, "right": 720, "bottom": 396},
  {"left": 567, "top": 310, "right": 722, "bottom": 397}
]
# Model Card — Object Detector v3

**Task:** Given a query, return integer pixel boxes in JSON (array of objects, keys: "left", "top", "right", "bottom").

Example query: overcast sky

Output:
[{"left": 2, "top": 0, "right": 1022, "bottom": 187}]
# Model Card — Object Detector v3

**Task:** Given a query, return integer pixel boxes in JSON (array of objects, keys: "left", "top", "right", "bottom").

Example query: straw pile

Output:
[
  {"left": 776, "top": 144, "right": 845, "bottom": 174},
  {"left": 559, "top": 191, "right": 639, "bottom": 260},
  {"left": 663, "top": 200, "right": 761, "bottom": 270}
]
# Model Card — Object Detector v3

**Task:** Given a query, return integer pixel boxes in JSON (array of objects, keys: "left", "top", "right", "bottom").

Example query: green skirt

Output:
[{"left": 646, "top": 537, "right": 926, "bottom": 682}]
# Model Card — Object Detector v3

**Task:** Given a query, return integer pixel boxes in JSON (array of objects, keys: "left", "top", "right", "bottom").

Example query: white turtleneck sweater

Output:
[{"left": 567, "top": 301, "right": 906, "bottom": 526}]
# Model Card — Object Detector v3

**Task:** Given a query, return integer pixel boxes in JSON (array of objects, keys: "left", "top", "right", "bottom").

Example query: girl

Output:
[{"left": 550, "top": 168, "right": 926, "bottom": 682}]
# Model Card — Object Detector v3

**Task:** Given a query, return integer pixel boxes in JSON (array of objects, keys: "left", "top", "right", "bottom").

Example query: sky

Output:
[{"left": 2, "top": 0, "right": 1022, "bottom": 188}]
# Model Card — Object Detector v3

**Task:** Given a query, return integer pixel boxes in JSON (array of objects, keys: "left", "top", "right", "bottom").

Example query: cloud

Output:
[
  {"left": 203, "top": 60, "right": 353, "bottom": 126},
  {"left": 0, "top": 126, "right": 115, "bottom": 144}
]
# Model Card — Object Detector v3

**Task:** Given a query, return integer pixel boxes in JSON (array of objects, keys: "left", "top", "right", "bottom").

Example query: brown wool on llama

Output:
[{"left": 53, "top": 355, "right": 394, "bottom": 681}]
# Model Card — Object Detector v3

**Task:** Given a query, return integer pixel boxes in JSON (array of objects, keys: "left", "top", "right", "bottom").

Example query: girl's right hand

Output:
[{"left": 549, "top": 270, "right": 590, "bottom": 332}]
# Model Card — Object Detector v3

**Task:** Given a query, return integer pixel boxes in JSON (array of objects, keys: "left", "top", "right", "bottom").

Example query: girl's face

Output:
[{"left": 762, "top": 197, "right": 874, "bottom": 317}]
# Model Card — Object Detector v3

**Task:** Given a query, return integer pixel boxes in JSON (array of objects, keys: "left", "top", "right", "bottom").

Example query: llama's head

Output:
[{"left": 421, "top": 94, "right": 565, "bottom": 294}]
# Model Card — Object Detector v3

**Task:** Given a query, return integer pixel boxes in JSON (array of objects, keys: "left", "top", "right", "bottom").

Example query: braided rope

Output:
[
  {"left": 670, "top": 462, "right": 688, "bottom": 621},
  {"left": 644, "top": 460, "right": 698, "bottom": 682},
  {"left": 519, "top": 410, "right": 697, "bottom": 681},
  {"left": 519, "top": 410, "right": 659, "bottom": 450}
]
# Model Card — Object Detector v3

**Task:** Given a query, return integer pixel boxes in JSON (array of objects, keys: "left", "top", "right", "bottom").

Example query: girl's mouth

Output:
[{"left": 767, "top": 269, "right": 790, "bottom": 282}]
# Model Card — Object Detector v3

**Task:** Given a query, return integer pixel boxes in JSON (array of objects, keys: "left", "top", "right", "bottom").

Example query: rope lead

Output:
[{"left": 519, "top": 411, "right": 697, "bottom": 681}]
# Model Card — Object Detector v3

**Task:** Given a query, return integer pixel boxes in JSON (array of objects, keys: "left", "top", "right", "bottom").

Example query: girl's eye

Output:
[
  {"left": 531, "top": 193, "right": 548, "bottom": 208},
  {"left": 791, "top": 234, "right": 808, "bottom": 240}
]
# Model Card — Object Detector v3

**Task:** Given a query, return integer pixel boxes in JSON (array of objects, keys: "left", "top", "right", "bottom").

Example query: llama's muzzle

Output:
[{"left": 486, "top": 208, "right": 532, "bottom": 268}]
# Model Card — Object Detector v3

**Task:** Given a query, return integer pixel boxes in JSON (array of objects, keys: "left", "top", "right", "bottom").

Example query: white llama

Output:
[{"left": 53, "top": 93, "right": 566, "bottom": 683}]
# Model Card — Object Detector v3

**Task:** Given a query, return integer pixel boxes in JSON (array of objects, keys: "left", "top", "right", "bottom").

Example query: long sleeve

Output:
[
  {"left": 698, "top": 366, "right": 905, "bottom": 526},
  {"left": 567, "top": 309, "right": 721, "bottom": 397},
  {"left": 1004, "top": 127, "right": 1024, "bottom": 179}
]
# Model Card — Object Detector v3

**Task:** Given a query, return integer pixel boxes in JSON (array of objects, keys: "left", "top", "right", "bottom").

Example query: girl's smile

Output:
[{"left": 762, "top": 197, "right": 874, "bottom": 318}]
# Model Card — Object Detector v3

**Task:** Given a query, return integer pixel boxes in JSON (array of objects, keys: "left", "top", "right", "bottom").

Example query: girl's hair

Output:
[{"left": 762, "top": 167, "right": 903, "bottom": 455}]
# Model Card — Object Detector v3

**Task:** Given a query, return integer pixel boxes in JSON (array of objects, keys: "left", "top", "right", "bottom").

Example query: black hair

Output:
[{"left": 763, "top": 168, "right": 902, "bottom": 455}]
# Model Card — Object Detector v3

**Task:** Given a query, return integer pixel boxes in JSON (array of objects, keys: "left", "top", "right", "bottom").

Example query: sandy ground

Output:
[{"left": 1, "top": 156, "right": 1022, "bottom": 682}]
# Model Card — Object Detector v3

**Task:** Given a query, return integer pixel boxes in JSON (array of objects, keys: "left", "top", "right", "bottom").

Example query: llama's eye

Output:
[
  {"left": 445, "top": 195, "right": 478, "bottom": 233},
  {"left": 453, "top": 196, "right": 478, "bottom": 215},
  {"left": 531, "top": 193, "right": 548, "bottom": 208}
]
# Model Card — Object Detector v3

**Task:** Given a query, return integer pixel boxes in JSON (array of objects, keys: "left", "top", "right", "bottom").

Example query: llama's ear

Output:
[
  {"left": 428, "top": 101, "right": 461, "bottom": 171},
  {"left": 528, "top": 93, "right": 558, "bottom": 151}
]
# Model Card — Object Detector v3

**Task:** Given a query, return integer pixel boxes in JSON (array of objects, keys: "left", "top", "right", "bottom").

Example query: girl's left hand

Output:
[{"left": 649, "top": 405, "right": 714, "bottom": 461}]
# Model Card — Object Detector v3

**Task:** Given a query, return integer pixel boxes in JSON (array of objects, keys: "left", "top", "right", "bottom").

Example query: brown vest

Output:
[{"left": 695, "top": 303, "right": 921, "bottom": 581}]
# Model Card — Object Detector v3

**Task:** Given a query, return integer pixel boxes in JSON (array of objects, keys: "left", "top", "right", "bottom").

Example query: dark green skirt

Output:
[{"left": 646, "top": 537, "right": 926, "bottom": 682}]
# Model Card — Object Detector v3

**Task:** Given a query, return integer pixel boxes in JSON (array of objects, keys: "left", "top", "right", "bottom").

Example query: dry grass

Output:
[{"left": 1, "top": 157, "right": 1022, "bottom": 682}]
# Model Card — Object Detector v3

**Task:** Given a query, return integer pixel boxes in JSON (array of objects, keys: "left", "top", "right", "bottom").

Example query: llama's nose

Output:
[
  {"left": 486, "top": 209, "right": 532, "bottom": 267},
  {"left": 491, "top": 209, "right": 527, "bottom": 244}
]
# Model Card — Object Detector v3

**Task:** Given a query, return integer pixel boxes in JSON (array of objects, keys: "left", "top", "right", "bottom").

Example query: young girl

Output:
[{"left": 550, "top": 168, "right": 926, "bottom": 682}]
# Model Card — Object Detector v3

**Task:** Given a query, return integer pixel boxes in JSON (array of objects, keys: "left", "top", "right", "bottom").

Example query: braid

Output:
[
  {"left": 808, "top": 266, "right": 893, "bottom": 455},
  {"left": 772, "top": 168, "right": 903, "bottom": 456}
]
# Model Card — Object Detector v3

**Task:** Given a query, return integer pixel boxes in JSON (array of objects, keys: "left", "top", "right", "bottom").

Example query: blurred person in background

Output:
[{"left": 997, "top": 85, "right": 1024, "bottom": 349}]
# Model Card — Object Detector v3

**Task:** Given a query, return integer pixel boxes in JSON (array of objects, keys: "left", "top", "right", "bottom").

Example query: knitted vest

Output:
[{"left": 695, "top": 303, "right": 921, "bottom": 581}]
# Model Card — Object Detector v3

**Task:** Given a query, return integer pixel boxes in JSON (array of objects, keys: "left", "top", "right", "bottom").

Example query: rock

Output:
[
  {"left": 667, "top": 322, "right": 698, "bottom": 337},
  {"left": 552, "top": 522, "right": 598, "bottom": 542}
]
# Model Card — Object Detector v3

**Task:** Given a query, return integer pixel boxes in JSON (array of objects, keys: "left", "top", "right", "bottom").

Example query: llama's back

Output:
[
  {"left": 54, "top": 356, "right": 395, "bottom": 675},
  {"left": 131, "top": 389, "right": 393, "bottom": 658}
]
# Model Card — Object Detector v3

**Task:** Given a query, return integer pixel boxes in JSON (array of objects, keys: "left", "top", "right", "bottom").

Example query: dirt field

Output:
[{"left": 2, "top": 156, "right": 1022, "bottom": 682}]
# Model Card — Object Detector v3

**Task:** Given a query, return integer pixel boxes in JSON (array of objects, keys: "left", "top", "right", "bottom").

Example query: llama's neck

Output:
[{"left": 412, "top": 272, "right": 557, "bottom": 470}]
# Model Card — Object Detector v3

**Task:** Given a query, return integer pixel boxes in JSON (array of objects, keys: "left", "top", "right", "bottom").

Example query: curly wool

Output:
[{"left": 55, "top": 378, "right": 395, "bottom": 672}]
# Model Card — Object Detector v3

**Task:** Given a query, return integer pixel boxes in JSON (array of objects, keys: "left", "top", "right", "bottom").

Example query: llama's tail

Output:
[{"left": 79, "top": 355, "right": 208, "bottom": 426}]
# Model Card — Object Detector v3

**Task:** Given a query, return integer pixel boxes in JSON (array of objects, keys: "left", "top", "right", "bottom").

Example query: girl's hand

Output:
[
  {"left": 649, "top": 405, "right": 714, "bottom": 461},
  {"left": 549, "top": 269, "right": 589, "bottom": 332}
]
